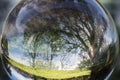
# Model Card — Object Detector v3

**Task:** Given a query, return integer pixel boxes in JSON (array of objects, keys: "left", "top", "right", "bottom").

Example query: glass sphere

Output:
[{"left": 0, "top": 0, "right": 119, "bottom": 80}]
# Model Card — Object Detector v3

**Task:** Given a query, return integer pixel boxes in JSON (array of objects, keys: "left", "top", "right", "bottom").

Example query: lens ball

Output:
[{"left": 0, "top": 0, "right": 119, "bottom": 80}]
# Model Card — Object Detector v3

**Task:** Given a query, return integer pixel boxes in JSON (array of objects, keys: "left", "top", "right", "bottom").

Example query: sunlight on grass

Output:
[{"left": 6, "top": 56, "right": 91, "bottom": 79}]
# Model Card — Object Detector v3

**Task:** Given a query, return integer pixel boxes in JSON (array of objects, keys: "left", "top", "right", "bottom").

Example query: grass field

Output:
[{"left": 6, "top": 56, "right": 91, "bottom": 79}]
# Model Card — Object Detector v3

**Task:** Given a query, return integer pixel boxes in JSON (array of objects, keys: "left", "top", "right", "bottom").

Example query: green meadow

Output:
[{"left": 6, "top": 57, "right": 91, "bottom": 79}]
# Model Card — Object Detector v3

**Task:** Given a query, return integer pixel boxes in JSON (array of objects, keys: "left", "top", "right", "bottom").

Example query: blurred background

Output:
[
  {"left": 0, "top": 0, "right": 19, "bottom": 34},
  {"left": 0, "top": 0, "right": 120, "bottom": 80}
]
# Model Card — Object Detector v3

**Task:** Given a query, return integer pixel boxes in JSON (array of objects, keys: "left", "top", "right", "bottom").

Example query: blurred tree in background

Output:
[{"left": 99, "top": 0, "right": 120, "bottom": 31}]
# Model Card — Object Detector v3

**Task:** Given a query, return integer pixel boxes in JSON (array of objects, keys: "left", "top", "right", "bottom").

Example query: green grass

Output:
[{"left": 6, "top": 57, "right": 91, "bottom": 79}]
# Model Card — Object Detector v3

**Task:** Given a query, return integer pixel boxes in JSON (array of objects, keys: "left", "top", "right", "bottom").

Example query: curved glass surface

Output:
[{"left": 0, "top": 0, "right": 119, "bottom": 80}]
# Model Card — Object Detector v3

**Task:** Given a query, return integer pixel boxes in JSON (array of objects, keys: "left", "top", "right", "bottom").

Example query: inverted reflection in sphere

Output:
[{"left": 0, "top": 0, "right": 119, "bottom": 80}]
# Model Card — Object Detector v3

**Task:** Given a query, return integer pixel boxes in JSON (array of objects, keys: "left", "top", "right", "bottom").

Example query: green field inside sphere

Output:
[
  {"left": 5, "top": 56, "right": 91, "bottom": 79},
  {"left": 1, "top": 0, "right": 119, "bottom": 80}
]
